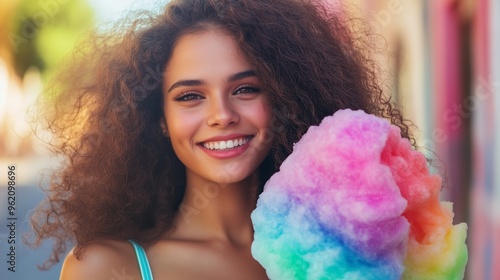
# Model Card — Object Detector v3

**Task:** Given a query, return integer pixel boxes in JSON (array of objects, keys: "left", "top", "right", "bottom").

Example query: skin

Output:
[{"left": 60, "top": 30, "right": 271, "bottom": 280}]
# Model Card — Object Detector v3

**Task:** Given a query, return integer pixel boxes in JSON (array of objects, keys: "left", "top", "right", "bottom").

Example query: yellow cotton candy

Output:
[{"left": 403, "top": 202, "right": 468, "bottom": 280}]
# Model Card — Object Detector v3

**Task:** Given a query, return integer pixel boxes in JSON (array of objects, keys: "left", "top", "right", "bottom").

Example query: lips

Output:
[
  {"left": 198, "top": 134, "right": 254, "bottom": 159},
  {"left": 201, "top": 136, "right": 252, "bottom": 150}
]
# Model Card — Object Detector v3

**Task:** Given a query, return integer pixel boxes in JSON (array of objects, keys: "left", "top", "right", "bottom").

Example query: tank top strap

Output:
[{"left": 128, "top": 240, "right": 154, "bottom": 280}]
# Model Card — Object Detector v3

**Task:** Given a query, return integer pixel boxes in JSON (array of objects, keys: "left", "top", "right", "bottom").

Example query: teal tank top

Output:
[{"left": 129, "top": 240, "right": 154, "bottom": 280}]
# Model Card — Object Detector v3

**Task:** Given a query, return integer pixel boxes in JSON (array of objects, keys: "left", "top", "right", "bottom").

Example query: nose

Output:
[{"left": 206, "top": 94, "right": 239, "bottom": 128}]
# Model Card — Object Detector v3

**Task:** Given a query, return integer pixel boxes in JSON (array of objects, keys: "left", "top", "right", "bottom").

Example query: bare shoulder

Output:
[{"left": 60, "top": 239, "right": 141, "bottom": 280}]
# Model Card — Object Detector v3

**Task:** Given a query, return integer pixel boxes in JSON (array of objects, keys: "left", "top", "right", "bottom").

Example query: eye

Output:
[
  {"left": 174, "top": 92, "right": 204, "bottom": 102},
  {"left": 233, "top": 85, "right": 261, "bottom": 95}
]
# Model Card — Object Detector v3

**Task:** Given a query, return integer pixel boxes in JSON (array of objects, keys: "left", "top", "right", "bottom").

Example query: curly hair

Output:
[{"left": 30, "top": 0, "right": 414, "bottom": 269}]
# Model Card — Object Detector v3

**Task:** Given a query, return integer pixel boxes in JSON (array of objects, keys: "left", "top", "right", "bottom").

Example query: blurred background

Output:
[{"left": 0, "top": 0, "right": 498, "bottom": 279}]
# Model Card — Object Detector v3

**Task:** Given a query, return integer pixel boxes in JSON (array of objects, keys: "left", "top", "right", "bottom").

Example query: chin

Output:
[{"left": 207, "top": 168, "right": 256, "bottom": 186}]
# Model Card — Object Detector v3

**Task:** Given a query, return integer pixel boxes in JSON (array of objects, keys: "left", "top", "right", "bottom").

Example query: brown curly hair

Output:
[{"left": 29, "top": 0, "right": 414, "bottom": 269}]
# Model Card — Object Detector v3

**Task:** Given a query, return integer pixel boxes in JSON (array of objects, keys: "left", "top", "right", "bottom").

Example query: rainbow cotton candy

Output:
[{"left": 251, "top": 109, "right": 468, "bottom": 280}]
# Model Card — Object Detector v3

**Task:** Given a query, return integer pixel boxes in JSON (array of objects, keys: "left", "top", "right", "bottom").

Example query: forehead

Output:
[{"left": 164, "top": 30, "right": 252, "bottom": 85}]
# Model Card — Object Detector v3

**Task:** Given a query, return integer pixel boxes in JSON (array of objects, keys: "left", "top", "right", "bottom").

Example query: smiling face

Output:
[{"left": 161, "top": 29, "right": 272, "bottom": 186}]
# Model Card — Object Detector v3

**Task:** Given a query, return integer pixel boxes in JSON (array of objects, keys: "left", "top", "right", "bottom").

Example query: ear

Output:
[{"left": 160, "top": 117, "right": 169, "bottom": 137}]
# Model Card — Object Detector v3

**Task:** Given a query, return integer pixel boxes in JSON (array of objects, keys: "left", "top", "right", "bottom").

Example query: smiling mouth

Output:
[{"left": 200, "top": 136, "right": 253, "bottom": 151}]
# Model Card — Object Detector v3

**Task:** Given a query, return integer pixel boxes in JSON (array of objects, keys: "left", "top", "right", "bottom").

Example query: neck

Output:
[{"left": 172, "top": 170, "right": 260, "bottom": 245}]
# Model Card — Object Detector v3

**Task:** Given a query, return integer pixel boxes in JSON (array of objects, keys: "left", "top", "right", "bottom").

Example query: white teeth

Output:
[{"left": 202, "top": 137, "right": 250, "bottom": 150}]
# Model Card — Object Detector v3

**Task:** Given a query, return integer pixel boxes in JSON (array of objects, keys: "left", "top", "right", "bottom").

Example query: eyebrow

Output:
[{"left": 166, "top": 70, "right": 256, "bottom": 93}]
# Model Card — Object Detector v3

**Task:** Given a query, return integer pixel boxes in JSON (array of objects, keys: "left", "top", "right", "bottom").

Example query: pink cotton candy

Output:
[{"left": 252, "top": 109, "right": 410, "bottom": 279}]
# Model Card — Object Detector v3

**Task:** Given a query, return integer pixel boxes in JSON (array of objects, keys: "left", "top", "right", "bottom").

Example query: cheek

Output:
[
  {"left": 165, "top": 108, "right": 203, "bottom": 141},
  {"left": 255, "top": 99, "right": 272, "bottom": 129},
  {"left": 239, "top": 98, "right": 271, "bottom": 127},
  {"left": 257, "top": 105, "right": 271, "bottom": 129},
  {"left": 240, "top": 99, "right": 273, "bottom": 149},
  {"left": 259, "top": 100, "right": 274, "bottom": 149}
]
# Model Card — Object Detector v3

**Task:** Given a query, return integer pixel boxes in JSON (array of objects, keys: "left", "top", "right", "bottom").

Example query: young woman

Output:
[{"left": 31, "top": 0, "right": 414, "bottom": 279}]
